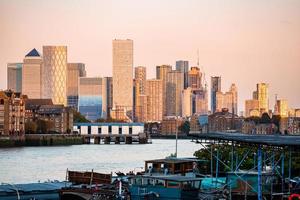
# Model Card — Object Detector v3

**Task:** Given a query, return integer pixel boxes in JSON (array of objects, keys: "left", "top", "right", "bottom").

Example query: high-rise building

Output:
[
  {"left": 193, "top": 89, "right": 208, "bottom": 115},
  {"left": 166, "top": 70, "right": 184, "bottom": 116},
  {"left": 134, "top": 66, "right": 146, "bottom": 121},
  {"left": 22, "top": 49, "right": 43, "bottom": 98},
  {"left": 67, "top": 63, "right": 86, "bottom": 109},
  {"left": 78, "top": 77, "right": 105, "bottom": 121},
  {"left": 176, "top": 60, "right": 189, "bottom": 89},
  {"left": 245, "top": 99, "right": 260, "bottom": 117},
  {"left": 211, "top": 76, "right": 221, "bottom": 113},
  {"left": 156, "top": 65, "right": 172, "bottom": 116},
  {"left": 188, "top": 67, "right": 202, "bottom": 89},
  {"left": 7, "top": 63, "right": 22, "bottom": 93},
  {"left": 146, "top": 79, "right": 163, "bottom": 122},
  {"left": 256, "top": 83, "right": 269, "bottom": 114},
  {"left": 182, "top": 87, "right": 193, "bottom": 117},
  {"left": 275, "top": 99, "right": 288, "bottom": 117},
  {"left": 215, "top": 84, "right": 238, "bottom": 114},
  {"left": 103, "top": 77, "right": 113, "bottom": 119},
  {"left": 42, "top": 46, "right": 68, "bottom": 106},
  {"left": 112, "top": 39, "right": 133, "bottom": 112}
]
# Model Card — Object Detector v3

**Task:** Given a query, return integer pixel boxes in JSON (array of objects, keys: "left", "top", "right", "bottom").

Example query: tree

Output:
[
  {"left": 260, "top": 113, "right": 271, "bottom": 124},
  {"left": 179, "top": 121, "right": 190, "bottom": 135},
  {"left": 272, "top": 115, "right": 281, "bottom": 133},
  {"left": 73, "top": 111, "right": 90, "bottom": 123}
]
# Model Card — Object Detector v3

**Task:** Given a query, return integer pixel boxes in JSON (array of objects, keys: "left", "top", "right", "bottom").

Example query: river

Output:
[{"left": 0, "top": 139, "right": 201, "bottom": 184}]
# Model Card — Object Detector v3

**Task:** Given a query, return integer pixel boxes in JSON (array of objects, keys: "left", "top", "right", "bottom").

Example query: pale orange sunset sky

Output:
[{"left": 0, "top": 0, "right": 299, "bottom": 112}]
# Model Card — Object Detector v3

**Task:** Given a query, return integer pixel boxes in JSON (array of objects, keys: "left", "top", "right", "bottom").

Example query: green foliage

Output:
[
  {"left": 194, "top": 144, "right": 300, "bottom": 177},
  {"left": 179, "top": 121, "right": 190, "bottom": 134},
  {"left": 73, "top": 111, "right": 90, "bottom": 123},
  {"left": 260, "top": 113, "right": 271, "bottom": 124}
]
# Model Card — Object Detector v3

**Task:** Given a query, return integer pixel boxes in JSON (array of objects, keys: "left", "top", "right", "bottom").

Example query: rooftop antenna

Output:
[{"left": 197, "top": 49, "right": 200, "bottom": 67}]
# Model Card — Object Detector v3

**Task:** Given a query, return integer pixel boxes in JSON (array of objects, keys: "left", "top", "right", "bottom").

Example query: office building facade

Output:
[
  {"left": 176, "top": 60, "right": 189, "bottom": 89},
  {"left": 156, "top": 65, "right": 172, "bottom": 116},
  {"left": 42, "top": 46, "right": 68, "bottom": 106},
  {"left": 22, "top": 48, "right": 43, "bottom": 99},
  {"left": 211, "top": 76, "right": 221, "bottom": 113},
  {"left": 146, "top": 79, "right": 163, "bottom": 122},
  {"left": 7, "top": 63, "right": 22, "bottom": 93},
  {"left": 134, "top": 66, "right": 146, "bottom": 122}
]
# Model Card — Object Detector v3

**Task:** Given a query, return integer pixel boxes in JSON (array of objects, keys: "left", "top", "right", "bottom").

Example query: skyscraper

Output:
[
  {"left": 112, "top": 39, "right": 133, "bottom": 112},
  {"left": 188, "top": 67, "right": 202, "bottom": 89},
  {"left": 78, "top": 77, "right": 105, "bottom": 121},
  {"left": 134, "top": 66, "right": 146, "bottom": 122},
  {"left": 42, "top": 46, "right": 68, "bottom": 105},
  {"left": 22, "top": 48, "right": 43, "bottom": 98},
  {"left": 215, "top": 83, "right": 238, "bottom": 114},
  {"left": 166, "top": 70, "right": 184, "bottom": 116},
  {"left": 182, "top": 87, "right": 193, "bottom": 117},
  {"left": 245, "top": 99, "right": 260, "bottom": 117},
  {"left": 256, "top": 83, "right": 269, "bottom": 114},
  {"left": 7, "top": 63, "right": 22, "bottom": 93},
  {"left": 276, "top": 99, "right": 288, "bottom": 117},
  {"left": 67, "top": 63, "right": 86, "bottom": 109},
  {"left": 156, "top": 65, "right": 172, "bottom": 116},
  {"left": 211, "top": 76, "right": 221, "bottom": 113},
  {"left": 176, "top": 60, "right": 189, "bottom": 89},
  {"left": 146, "top": 79, "right": 163, "bottom": 122},
  {"left": 103, "top": 77, "right": 113, "bottom": 119}
]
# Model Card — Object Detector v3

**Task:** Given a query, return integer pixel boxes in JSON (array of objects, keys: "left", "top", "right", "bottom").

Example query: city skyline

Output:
[{"left": 1, "top": 0, "right": 300, "bottom": 111}]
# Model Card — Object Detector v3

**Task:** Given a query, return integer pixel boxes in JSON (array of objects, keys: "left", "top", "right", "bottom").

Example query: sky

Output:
[{"left": 0, "top": 0, "right": 300, "bottom": 112}]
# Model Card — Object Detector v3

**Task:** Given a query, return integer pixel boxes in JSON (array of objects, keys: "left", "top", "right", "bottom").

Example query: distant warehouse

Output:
[{"left": 73, "top": 123, "right": 144, "bottom": 135}]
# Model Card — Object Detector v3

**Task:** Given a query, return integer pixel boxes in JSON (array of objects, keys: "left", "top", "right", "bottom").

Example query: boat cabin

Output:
[
  {"left": 129, "top": 175, "right": 201, "bottom": 200},
  {"left": 144, "top": 157, "right": 207, "bottom": 176}
]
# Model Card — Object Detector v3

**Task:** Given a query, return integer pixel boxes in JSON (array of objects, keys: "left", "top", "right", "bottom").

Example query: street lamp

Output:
[
  {"left": 175, "top": 117, "right": 178, "bottom": 158},
  {"left": 2, "top": 182, "right": 20, "bottom": 200}
]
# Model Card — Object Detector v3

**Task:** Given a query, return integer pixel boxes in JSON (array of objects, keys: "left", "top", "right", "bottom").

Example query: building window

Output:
[
  {"left": 119, "top": 127, "right": 122, "bottom": 134},
  {"left": 129, "top": 126, "right": 132, "bottom": 134},
  {"left": 108, "top": 126, "right": 112, "bottom": 133},
  {"left": 77, "top": 126, "right": 81, "bottom": 130},
  {"left": 98, "top": 127, "right": 101, "bottom": 134},
  {"left": 88, "top": 126, "right": 91, "bottom": 134}
]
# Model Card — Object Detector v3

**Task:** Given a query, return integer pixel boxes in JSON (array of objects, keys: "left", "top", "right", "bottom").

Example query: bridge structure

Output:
[{"left": 190, "top": 132, "right": 300, "bottom": 200}]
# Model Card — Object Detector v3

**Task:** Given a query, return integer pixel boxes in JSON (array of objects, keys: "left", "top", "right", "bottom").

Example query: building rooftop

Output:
[
  {"left": 145, "top": 157, "right": 205, "bottom": 164},
  {"left": 25, "top": 48, "right": 41, "bottom": 57},
  {"left": 25, "top": 99, "right": 53, "bottom": 110},
  {"left": 74, "top": 122, "right": 144, "bottom": 126},
  {"left": 191, "top": 132, "right": 300, "bottom": 147}
]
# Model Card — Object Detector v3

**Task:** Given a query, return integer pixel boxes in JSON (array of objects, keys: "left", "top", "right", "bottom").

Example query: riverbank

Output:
[
  {"left": 150, "top": 134, "right": 194, "bottom": 139},
  {"left": 0, "top": 134, "right": 83, "bottom": 147}
]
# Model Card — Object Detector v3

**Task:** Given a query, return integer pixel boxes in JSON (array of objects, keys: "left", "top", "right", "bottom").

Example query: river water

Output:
[{"left": 0, "top": 139, "right": 201, "bottom": 184}]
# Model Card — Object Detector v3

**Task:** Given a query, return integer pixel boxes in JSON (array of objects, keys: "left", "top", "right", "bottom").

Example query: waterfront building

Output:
[
  {"left": 67, "top": 63, "right": 86, "bottom": 109},
  {"left": 289, "top": 109, "right": 300, "bottom": 118},
  {"left": 208, "top": 108, "right": 243, "bottom": 132},
  {"left": 188, "top": 67, "right": 202, "bottom": 89},
  {"left": 245, "top": 99, "right": 260, "bottom": 118},
  {"left": 42, "top": 46, "right": 68, "bottom": 106},
  {"left": 78, "top": 77, "right": 105, "bottom": 122},
  {"left": 215, "top": 84, "right": 238, "bottom": 115},
  {"left": 256, "top": 83, "right": 269, "bottom": 114},
  {"left": 146, "top": 79, "right": 163, "bottom": 122},
  {"left": 166, "top": 70, "right": 184, "bottom": 117},
  {"left": 156, "top": 65, "right": 172, "bottom": 116},
  {"left": 161, "top": 117, "right": 184, "bottom": 136},
  {"left": 73, "top": 122, "right": 144, "bottom": 135},
  {"left": 134, "top": 66, "right": 146, "bottom": 122},
  {"left": 242, "top": 121, "right": 277, "bottom": 135},
  {"left": 0, "top": 90, "right": 25, "bottom": 135},
  {"left": 176, "top": 60, "right": 189, "bottom": 89},
  {"left": 22, "top": 48, "right": 43, "bottom": 99},
  {"left": 24, "top": 98, "right": 73, "bottom": 134},
  {"left": 211, "top": 76, "right": 221, "bottom": 113},
  {"left": 112, "top": 39, "right": 133, "bottom": 115},
  {"left": 7, "top": 63, "right": 22, "bottom": 93}
]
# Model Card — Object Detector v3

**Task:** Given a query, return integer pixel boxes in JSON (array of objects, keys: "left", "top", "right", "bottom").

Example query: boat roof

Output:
[
  {"left": 0, "top": 182, "right": 70, "bottom": 193},
  {"left": 139, "top": 175, "right": 203, "bottom": 182},
  {"left": 191, "top": 132, "right": 300, "bottom": 147},
  {"left": 145, "top": 157, "right": 207, "bottom": 164}
]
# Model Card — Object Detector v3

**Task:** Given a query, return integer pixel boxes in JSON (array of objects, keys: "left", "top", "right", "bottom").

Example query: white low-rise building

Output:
[{"left": 73, "top": 123, "right": 144, "bottom": 135}]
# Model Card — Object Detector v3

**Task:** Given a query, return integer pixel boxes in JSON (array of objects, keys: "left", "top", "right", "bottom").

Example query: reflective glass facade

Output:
[{"left": 78, "top": 95, "right": 102, "bottom": 121}]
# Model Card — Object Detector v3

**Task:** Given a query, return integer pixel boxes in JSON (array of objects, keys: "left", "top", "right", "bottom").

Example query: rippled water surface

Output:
[{"left": 0, "top": 139, "right": 201, "bottom": 183}]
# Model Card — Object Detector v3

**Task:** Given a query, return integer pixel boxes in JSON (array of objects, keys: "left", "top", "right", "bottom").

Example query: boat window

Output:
[{"left": 167, "top": 181, "right": 180, "bottom": 188}]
